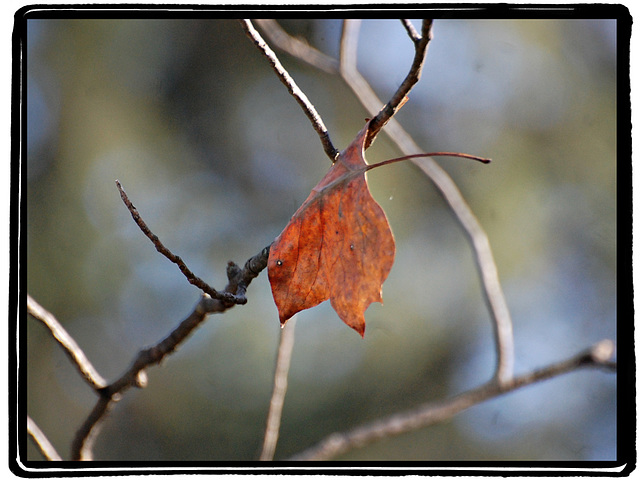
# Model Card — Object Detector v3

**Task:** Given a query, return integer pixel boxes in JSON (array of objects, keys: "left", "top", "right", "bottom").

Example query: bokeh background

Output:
[{"left": 26, "top": 17, "right": 618, "bottom": 462}]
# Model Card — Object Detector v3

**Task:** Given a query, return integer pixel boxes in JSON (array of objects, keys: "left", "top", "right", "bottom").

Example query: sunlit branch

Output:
[
  {"left": 27, "top": 416, "right": 62, "bottom": 461},
  {"left": 290, "top": 340, "right": 616, "bottom": 461},
  {"left": 27, "top": 295, "right": 107, "bottom": 390},
  {"left": 260, "top": 317, "right": 297, "bottom": 460},
  {"left": 240, "top": 19, "right": 340, "bottom": 162}
]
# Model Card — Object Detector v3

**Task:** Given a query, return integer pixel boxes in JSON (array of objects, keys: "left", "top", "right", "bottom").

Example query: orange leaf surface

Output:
[{"left": 268, "top": 122, "right": 395, "bottom": 337}]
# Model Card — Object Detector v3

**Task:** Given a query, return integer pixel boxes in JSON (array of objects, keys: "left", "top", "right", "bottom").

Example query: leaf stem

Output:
[{"left": 365, "top": 152, "right": 491, "bottom": 172}]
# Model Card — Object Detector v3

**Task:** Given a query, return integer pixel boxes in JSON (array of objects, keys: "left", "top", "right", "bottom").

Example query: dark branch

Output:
[
  {"left": 365, "top": 19, "right": 433, "bottom": 149},
  {"left": 400, "top": 19, "right": 422, "bottom": 45},
  {"left": 115, "top": 180, "right": 248, "bottom": 306},
  {"left": 70, "top": 396, "right": 112, "bottom": 461}
]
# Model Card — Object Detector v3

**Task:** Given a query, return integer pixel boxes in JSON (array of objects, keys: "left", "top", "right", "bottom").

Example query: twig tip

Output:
[{"left": 591, "top": 339, "right": 615, "bottom": 363}]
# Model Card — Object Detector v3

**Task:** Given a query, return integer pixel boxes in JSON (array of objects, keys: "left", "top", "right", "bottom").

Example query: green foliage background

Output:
[{"left": 26, "top": 17, "right": 618, "bottom": 461}]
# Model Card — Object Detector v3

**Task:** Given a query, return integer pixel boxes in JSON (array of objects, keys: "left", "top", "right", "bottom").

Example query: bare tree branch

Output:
[
  {"left": 46, "top": 186, "right": 269, "bottom": 460},
  {"left": 260, "top": 317, "right": 297, "bottom": 461},
  {"left": 27, "top": 295, "right": 107, "bottom": 390},
  {"left": 290, "top": 339, "right": 616, "bottom": 461},
  {"left": 67, "top": 243, "right": 270, "bottom": 460},
  {"left": 240, "top": 19, "right": 340, "bottom": 162},
  {"left": 31, "top": 161, "right": 271, "bottom": 461},
  {"left": 27, "top": 416, "right": 62, "bottom": 461},
  {"left": 411, "top": 159, "right": 515, "bottom": 384}
]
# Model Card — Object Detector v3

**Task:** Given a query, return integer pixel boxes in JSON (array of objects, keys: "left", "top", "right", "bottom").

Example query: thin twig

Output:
[
  {"left": 365, "top": 19, "right": 433, "bottom": 149},
  {"left": 400, "top": 19, "right": 422, "bottom": 45},
  {"left": 336, "top": 20, "right": 515, "bottom": 384},
  {"left": 290, "top": 340, "right": 616, "bottom": 461},
  {"left": 239, "top": 19, "right": 340, "bottom": 162},
  {"left": 115, "top": 180, "right": 244, "bottom": 305},
  {"left": 27, "top": 295, "right": 107, "bottom": 390},
  {"left": 414, "top": 157, "right": 515, "bottom": 384},
  {"left": 260, "top": 317, "right": 297, "bottom": 461},
  {"left": 27, "top": 416, "right": 62, "bottom": 461}
]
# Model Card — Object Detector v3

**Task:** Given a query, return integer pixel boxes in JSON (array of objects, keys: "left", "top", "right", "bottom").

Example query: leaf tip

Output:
[{"left": 344, "top": 315, "right": 366, "bottom": 338}]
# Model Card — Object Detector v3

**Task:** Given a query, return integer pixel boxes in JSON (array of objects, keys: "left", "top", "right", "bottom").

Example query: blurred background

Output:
[{"left": 26, "top": 18, "right": 618, "bottom": 462}]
